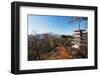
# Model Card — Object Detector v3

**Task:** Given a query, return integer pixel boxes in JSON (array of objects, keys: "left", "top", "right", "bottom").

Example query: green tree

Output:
[{"left": 61, "top": 35, "right": 74, "bottom": 47}]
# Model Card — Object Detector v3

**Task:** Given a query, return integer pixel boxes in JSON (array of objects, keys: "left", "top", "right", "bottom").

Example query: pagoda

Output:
[
  {"left": 72, "top": 21, "right": 87, "bottom": 48},
  {"left": 73, "top": 29, "right": 87, "bottom": 46}
]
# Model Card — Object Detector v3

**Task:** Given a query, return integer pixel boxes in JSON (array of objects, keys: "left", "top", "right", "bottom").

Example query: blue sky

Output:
[{"left": 28, "top": 15, "right": 88, "bottom": 35}]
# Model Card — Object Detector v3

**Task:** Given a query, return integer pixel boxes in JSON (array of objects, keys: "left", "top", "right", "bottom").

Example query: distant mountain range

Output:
[
  {"left": 28, "top": 32, "right": 62, "bottom": 39},
  {"left": 47, "top": 32, "right": 61, "bottom": 38}
]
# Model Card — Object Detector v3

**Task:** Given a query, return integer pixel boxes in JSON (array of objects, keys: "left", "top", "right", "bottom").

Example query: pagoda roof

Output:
[{"left": 74, "top": 29, "right": 86, "bottom": 32}]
